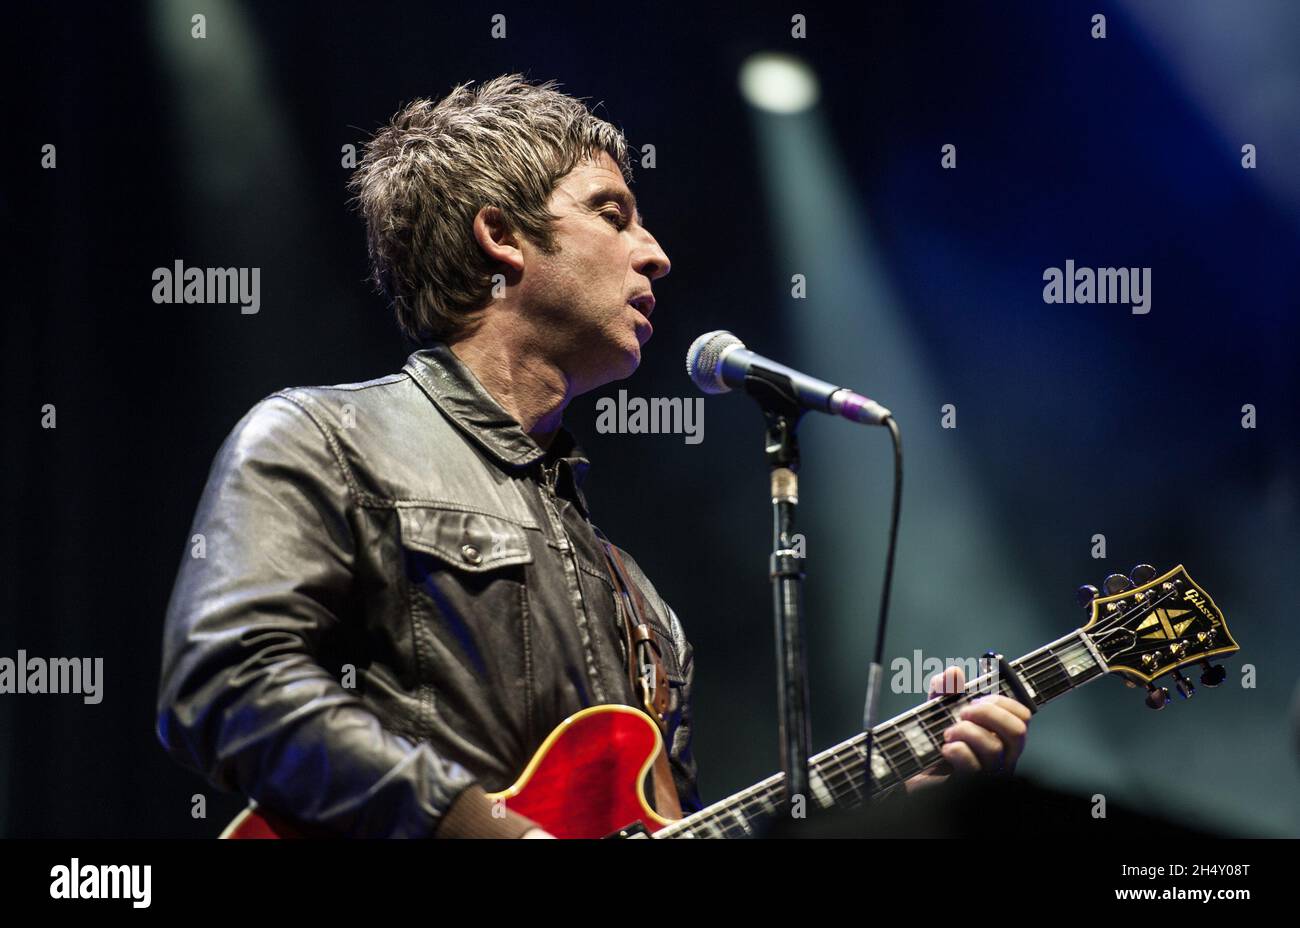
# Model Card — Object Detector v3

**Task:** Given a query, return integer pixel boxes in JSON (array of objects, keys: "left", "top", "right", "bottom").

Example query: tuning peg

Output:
[
  {"left": 1075, "top": 584, "right": 1100, "bottom": 611},
  {"left": 1103, "top": 573, "right": 1134, "bottom": 595},
  {"left": 1173, "top": 670, "right": 1195, "bottom": 699},
  {"left": 1145, "top": 684, "right": 1170, "bottom": 710},
  {"left": 1128, "top": 564, "right": 1157, "bottom": 586},
  {"left": 1200, "top": 661, "right": 1227, "bottom": 688}
]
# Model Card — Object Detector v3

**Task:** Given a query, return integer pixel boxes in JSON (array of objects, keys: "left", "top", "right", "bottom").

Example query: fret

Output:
[
  {"left": 1057, "top": 639, "right": 1100, "bottom": 681},
  {"left": 713, "top": 801, "right": 749, "bottom": 835},
  {"left": 716, "top": 815, "right": 743, "bottom": 838},
  {"left": 920, "top": 704, "right": 953, "bottom": 745},
  {"left": 809, "top": 769, "right": 834, "bottom": 809},
  {"left": 864, "top": 739, "right": 895, "bottom": 788},
  {"left": 1010, "top": 631, "right": 1105, "bottom": 709},
  {"left": 920, "top": 701, "right": 955, "bottom": 742},
  {"left": 731, "top": 808, "right": 753, "bottom": 836},
  {"left": 740, "top": 781, "right": 782, "bottom": 822},
  {"left": 720, "top": 785, "right": 777, "bottom": 837},
  {"left": 751, "top": 788, "right": 780, "bottom": 823},
  {"left": 873, "top": 727, "right": 904, "bottom": 790},
  {"left": 840, "top": 750, "right": 867, "bottom": 804},
  {"left": 880, "top": 720, "right": 922, "bottom": 779},
  {"left": 899, "top": 718, "right": 935, "bottom": 760},
  {"left": 1032, "top": 655, "right": 1073, "bottom": 703},
  {"left": 813, "top": 752, "right": 852, "bottom": 808}
]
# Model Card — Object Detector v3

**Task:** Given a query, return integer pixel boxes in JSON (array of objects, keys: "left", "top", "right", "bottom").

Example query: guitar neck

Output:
[{"left": 653, "top": 628, "right": 1108, "bottom": 838}]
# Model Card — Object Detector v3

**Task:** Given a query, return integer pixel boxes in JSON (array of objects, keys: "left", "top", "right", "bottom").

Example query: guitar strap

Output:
[{"left": 593, "top": 529, "right": 683, "bottom": 821}]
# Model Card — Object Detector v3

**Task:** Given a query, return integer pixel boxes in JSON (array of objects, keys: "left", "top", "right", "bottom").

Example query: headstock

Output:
[{"left": 1077, "top": 564, "right": 1237, "bottom": 708}]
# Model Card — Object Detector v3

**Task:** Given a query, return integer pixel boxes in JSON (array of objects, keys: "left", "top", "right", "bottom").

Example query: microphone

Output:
[{"left": 686, "top": 330, "right": 892, "bottom": 426}]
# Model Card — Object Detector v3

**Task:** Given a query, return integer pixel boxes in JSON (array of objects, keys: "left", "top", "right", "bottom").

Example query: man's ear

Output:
[{"left": 472, "top": 206, "right": 525, "bottom": 273}]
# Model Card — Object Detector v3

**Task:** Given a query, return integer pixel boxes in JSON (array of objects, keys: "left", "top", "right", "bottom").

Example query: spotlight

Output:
[{"left": 739, "top": 53, "right": 820, "bottom": 114}]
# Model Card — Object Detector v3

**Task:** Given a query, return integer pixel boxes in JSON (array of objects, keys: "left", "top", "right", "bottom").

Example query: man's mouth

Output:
[
  {"left": 627, "top": 295, "right": 654, "bottom": 342},
  {"left": 627, "top": 294, "right": 655, "bottom": 318}
]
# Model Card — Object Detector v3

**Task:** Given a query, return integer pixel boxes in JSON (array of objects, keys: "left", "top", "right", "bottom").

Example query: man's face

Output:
[{"left": 516, "top": 151, "right": 671, "bottom": 394}]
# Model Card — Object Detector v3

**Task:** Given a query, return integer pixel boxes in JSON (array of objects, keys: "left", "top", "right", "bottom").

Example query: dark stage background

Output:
[{"left": 4, "top": 1, "right": 1298, "bottom": 837}]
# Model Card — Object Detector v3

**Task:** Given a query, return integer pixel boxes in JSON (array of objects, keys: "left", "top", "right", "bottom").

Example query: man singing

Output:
[{"left": 156, "top": 74, "right": 1029, "bottom": 838}]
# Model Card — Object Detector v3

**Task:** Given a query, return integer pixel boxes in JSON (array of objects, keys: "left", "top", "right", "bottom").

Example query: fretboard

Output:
[{"left": 653, "top": 628, "right": 1107, "bottom": 838}]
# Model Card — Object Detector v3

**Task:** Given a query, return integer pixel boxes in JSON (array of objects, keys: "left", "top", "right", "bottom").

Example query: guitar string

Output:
[
  {"left": 823, "top": 631, "right": 1126, "bottom": 805},
  {"left": 660, "top": 667, "right": 1051, "bottom": 837},
  {"left": 688, "top": 586, "right": 1196, "bottom": 833},
  {"left": 664, "top": 652, "right": 1078, "bottom": 837},
  {"left": 665, "top": 661, "right": 1087, "bottom": 839},
  {"left": 663, "top": 650, "right": 1092, "bottom": 836},
  {"left": 665, "top": 585, "right": 1205, "bottom": 836},
  {"left": 665, "top": 646, "right": 1094, "bottom": 837},
  {"left": 661, "top": 586, "right": 1205, "bottom": 836},
  {"left": 814, "top": 628, "right": 1104, "bottom": 794},
  {"left": 690, "top": 643, "right": 1180, "bottom": 835},
  {"left": 810, "top": 605, "right": 1176, "bottom": 808}
]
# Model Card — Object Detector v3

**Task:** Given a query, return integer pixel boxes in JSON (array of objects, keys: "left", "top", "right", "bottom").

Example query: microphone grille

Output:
[{"left": 686, "top": 330, "right": 744, "bottom": 394}]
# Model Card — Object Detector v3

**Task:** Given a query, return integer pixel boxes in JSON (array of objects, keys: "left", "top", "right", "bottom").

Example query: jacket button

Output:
[{"left": 460, "top": 544, "right": 482, "bottom": 565}]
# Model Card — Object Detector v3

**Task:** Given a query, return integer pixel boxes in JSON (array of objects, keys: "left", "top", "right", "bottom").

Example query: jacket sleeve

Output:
[
  {"left": 156, "top": 393, "right": 536, "bottom": 838},
  {"left": 664, "top": 605, "right": 703, "bottom": 815}
]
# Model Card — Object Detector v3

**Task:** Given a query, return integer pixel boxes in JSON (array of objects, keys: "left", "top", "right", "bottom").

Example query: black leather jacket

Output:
[{"left": 156, "top": 344, "right": 700, "bottom": 837}]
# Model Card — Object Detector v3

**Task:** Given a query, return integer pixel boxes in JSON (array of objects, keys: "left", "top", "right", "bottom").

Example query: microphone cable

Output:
[{"left": 861, "top": 414, "right": 902, "bottom": 798}]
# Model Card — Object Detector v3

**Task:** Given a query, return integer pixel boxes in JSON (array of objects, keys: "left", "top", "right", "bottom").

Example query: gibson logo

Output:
[{"left": 1183, "top": 588, "right": 1218, "bottom": 625}]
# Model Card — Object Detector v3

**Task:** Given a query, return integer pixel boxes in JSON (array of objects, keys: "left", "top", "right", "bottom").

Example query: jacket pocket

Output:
[
  {"left": 397, "top": 505, "right": 537, "bottom": 755},
  {"left": 397, "top": 506, "right": 534, "bottom": 572}
]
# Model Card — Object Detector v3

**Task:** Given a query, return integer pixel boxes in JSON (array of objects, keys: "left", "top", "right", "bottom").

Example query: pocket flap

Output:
[{"left": 398, "top": 507, "right": 533, "bottom": 572}]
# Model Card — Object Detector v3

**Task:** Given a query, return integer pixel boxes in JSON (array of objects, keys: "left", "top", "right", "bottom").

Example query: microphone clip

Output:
[{"left": 747, "top": 371, "right": 805, "bottom": 470}]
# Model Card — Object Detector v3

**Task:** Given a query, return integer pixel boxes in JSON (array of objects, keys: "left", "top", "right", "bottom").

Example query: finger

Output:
[
  {"left": 985, "top": 694, "right": 1033, "bottom": 723},
  {"left": 905, "top": 771, "right": 951, "bottom": 794},
  {"left": 962, "top": 696, "right": 1031, "bottom": 732},
  {"left": 943, "top": 720, "right": 1004, "bottom": 772},
  {"left": 929, "top": 666, "right": 965, "bottom": 699},
  {"left": 940, "top": 739, "right": 980, "bottom": 774},
  {"left": 928, "top": 667, "right": 956, "bottom": 698},
  {"left": 959, "top": 700, "right": 1029, "bottom": 770}
]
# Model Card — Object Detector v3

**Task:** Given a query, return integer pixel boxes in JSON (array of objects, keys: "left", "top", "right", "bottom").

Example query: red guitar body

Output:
[{"left": 220, "top": 705, "right": 672, "bottom": 839}]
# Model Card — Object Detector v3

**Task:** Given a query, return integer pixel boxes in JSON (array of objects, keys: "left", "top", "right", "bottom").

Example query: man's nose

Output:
[{"left": 633, "top": 228, "right": 671, "bottom": 282}]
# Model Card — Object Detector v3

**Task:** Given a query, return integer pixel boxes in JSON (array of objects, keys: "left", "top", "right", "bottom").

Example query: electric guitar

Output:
[{"left": 222, "top": 563, "right": 1237, "bottom": 838}]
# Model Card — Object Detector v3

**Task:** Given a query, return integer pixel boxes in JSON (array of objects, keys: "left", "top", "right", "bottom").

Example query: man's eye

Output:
[{"left": 603, "top": 211, "right": 627, "bottom": 229}]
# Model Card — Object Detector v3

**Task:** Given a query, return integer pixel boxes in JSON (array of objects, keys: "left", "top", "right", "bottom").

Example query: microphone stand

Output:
[{"left": 745, "top": 371, "right": 812, "bottom": 817}]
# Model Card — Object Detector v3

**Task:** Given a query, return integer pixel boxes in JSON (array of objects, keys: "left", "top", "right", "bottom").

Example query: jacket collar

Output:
[{"left": 403, "top": 343, "right": 592, "bottom": 512}]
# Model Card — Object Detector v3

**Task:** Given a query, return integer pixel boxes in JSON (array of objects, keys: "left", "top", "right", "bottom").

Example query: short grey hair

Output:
[{"left": 348, "top": 74, "right": 633, "bottom": 342}]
